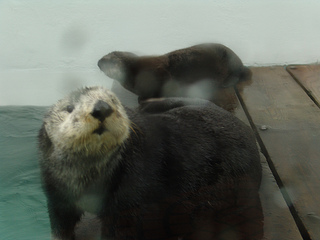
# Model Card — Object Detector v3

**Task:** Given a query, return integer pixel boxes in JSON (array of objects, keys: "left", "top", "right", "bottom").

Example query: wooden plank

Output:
[
  {"left": 287, "top": 65, "right": 320, "bottom": 107},
  {"left": 234, "top": 87, "right": 303, "bottom": 240},
  {"left": 237, "top": 67, "right": 320, "bottom": 239}
]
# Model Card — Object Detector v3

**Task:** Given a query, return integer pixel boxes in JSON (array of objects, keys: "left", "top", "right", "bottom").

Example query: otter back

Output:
[{"left": 98, "top": 43, "right": 252, "bottom": 103}]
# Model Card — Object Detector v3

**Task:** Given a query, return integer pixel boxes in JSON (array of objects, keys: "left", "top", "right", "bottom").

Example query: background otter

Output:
[
  {"left": 38, "top": 86, "right": 261, "bottom": 240},
  {"left": 98, "top": 43, "right": 252, "bottom": 103}
]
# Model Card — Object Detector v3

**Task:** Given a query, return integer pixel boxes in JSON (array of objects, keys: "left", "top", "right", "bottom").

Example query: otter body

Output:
[
  {"left": 38, "top": 86, "right": 261, "bottom": 240},
  {"left": 98, "top": 43, "right": 252, "bottom": 102}
]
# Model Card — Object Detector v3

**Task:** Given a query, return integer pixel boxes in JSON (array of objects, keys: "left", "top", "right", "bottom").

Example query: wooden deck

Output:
[
  {"left": 74, "top": 65, "right": 320, "bottom": 240},
  {"left": 235, "top": 65, "right": 320, "bottom": 240}
]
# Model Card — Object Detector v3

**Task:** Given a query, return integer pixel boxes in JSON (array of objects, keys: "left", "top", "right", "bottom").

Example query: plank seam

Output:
[
  {"left": 286, "top": 66, "right": 320, "bottom": 109},
  {"left": 234, "top": 86, "right": 312, "bottom": 240}
]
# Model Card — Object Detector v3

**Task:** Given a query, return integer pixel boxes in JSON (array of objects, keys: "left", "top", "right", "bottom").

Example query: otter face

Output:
[
  {"left": 43, "top": 86, "right": 130, "bottom": 156},
  {"left": 98, "top": 51, "right": 137, "bottom": 84}
]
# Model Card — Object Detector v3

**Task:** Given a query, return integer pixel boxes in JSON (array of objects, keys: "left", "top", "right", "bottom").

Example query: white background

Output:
[{"left": 1, "top": 0, "right": 319, "bottom": 106}]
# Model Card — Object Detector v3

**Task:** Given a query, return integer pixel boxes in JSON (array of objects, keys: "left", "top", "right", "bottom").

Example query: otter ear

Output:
[{"left": 38, "top": 124, "right": 52, "bottom": 154}]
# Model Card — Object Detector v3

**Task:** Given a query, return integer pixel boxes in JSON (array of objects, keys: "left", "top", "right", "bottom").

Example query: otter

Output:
[
  {"left": 38, "top": 86, "right": 261, "bottom": 240},
  {"left": 97, "top": 43, "right": 252, "bottom": 102}
]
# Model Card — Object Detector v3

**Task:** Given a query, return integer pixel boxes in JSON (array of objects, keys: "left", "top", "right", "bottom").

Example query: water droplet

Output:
[{"left": 260, "top": 125, "right": 268, "bottom": 131}]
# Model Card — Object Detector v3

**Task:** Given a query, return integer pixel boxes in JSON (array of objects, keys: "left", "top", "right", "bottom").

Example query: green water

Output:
[{"left": 0, "top": 106, "right": 50, "bottom": 240}]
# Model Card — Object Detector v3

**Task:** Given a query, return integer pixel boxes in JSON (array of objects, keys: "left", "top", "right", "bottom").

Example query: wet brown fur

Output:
[{"left": 98, "top": 43, "right": 252, "bottom": 102}]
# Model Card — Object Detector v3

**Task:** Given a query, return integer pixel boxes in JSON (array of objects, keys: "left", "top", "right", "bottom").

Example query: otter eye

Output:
[{"left": 66, "top": 105, "right": 74, "bottom": 113}]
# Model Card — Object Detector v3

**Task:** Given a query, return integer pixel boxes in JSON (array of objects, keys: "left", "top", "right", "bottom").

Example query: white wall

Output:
[{"left": 1, "top": 0, "right": 319, "bottom": 106}]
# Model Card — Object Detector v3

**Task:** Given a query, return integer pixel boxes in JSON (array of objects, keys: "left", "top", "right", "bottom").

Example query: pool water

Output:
[{"left": 0, "top": 106, "right": 50, "bottom": 240}]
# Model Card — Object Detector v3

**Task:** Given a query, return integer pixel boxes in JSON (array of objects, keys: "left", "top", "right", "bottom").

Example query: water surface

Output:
[{"left": 0, "top": 106, "right": 50, "bottom": 240}]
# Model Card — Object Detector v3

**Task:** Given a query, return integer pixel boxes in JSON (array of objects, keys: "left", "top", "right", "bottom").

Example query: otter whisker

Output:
[
  {"left": 129, "top": 125, "right": 138, "bottom": 138},
  {"left": 129, "top": 120, "right": 143, "bottom": 136}
]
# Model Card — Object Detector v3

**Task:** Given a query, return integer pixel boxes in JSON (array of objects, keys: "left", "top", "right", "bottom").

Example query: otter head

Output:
[
  {"left": 43, "top": 86, "right": 130, "bottom": 157},
  {"left": 98, "top": 51, "right": 137, "bottom": 85}
]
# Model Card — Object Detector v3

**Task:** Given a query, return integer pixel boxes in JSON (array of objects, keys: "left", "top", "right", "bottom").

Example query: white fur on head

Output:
[{"left": 44, "top": 86, "right": 130, "bottom": 157}]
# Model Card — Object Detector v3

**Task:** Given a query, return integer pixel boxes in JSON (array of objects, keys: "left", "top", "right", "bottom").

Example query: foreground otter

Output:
[
  {"left": 98, "top": 43, "right": 252, "bottom": 102},
  {"left": 38, "top": 86, "right": 261, "bottom": 240}
]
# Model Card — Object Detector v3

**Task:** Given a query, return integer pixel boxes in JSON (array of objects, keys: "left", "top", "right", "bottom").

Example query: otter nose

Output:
[{"left": 91, "top": 100, "right": 113, "bottom": 122}]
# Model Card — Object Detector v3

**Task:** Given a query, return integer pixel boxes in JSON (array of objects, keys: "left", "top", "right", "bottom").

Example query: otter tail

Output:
[
  {"left": 222, "top": 66, "right": 252, "bottom": 88},
  {"left": 239, "top": 66, "right": 252, "bottom": 83}
]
